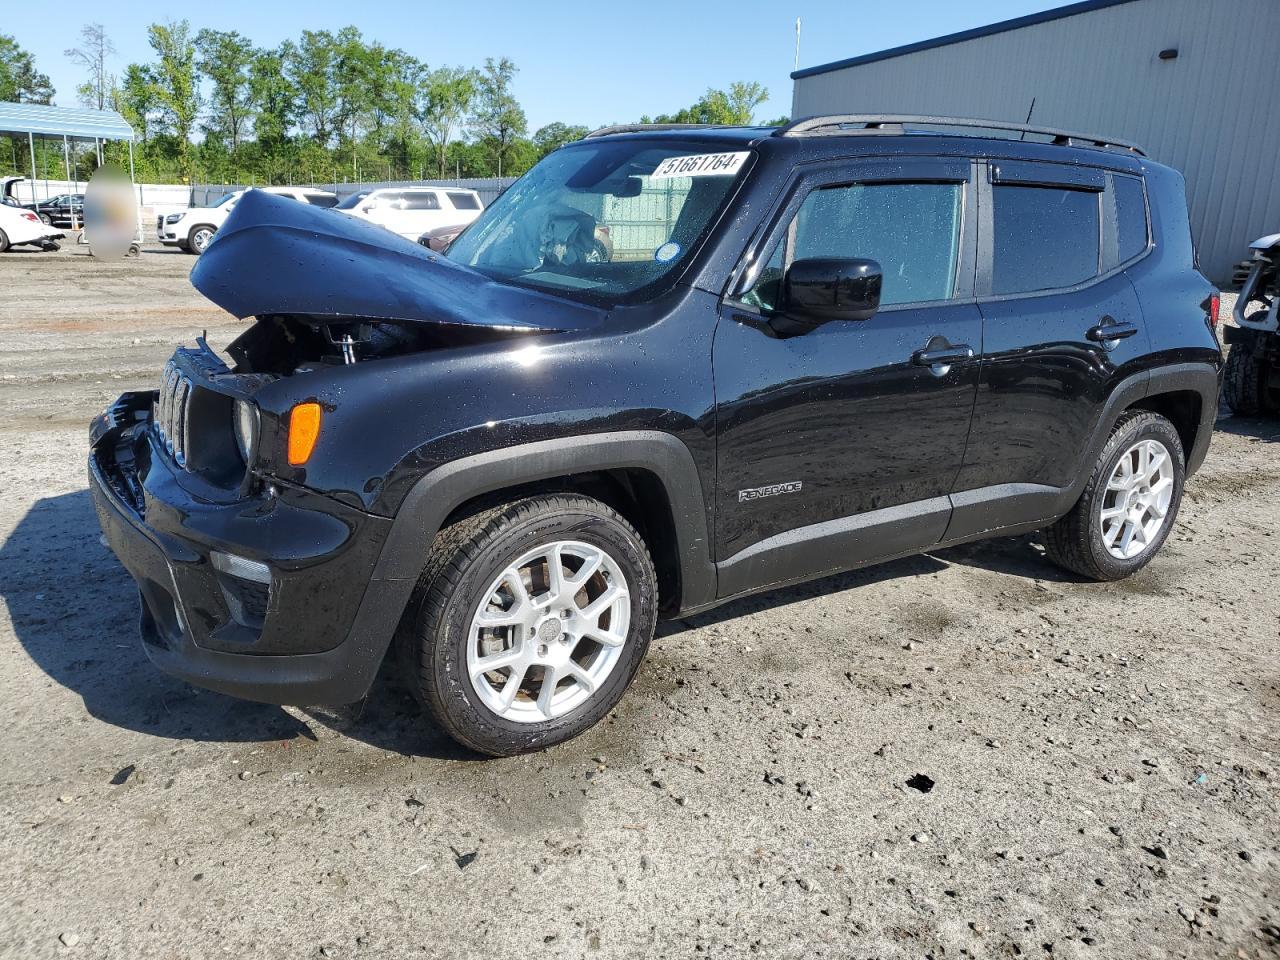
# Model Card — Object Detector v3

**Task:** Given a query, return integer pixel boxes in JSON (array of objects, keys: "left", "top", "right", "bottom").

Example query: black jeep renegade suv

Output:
[{"left": 90, "top": 115, "right": 1221, "bottom": 756}]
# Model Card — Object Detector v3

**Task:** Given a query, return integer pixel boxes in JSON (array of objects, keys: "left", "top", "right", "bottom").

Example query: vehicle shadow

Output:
[
  {"left": 1214, "top": 414, "right": 1280, "bottom": 443},
  {"left": 0, "top": 490, "right": 1073, "bottom": 760},
  {"left": 2, "top": 489, "right": 482, "bottom": 759},
  {"left": 1, "top": 490, "right": 313, "bottom": 746}
]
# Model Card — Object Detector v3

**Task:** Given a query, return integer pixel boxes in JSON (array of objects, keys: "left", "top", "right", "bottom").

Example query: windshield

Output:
[
  {"left": 336, "top": 191, "right": 370, "bottom": 211},
  {"left": 209, "top": 192, "right": 240, "bottom": 208},
  {"left": 447, "top": 139, "right": 751, "bottom": 302}
]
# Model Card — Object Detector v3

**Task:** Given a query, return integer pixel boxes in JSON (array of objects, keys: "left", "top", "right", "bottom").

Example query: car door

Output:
[
  {"left": 400, "top": 190, "right": 444, "bottom": 238},
  {"left": 946, "top": 160, "right": 1149, "bottom": 540},
  {"left": 714, "top": 158, "right": 981, "bottom": 597},
  {"left": 364, "top": 191, "right": 401, "bottom": 233}
]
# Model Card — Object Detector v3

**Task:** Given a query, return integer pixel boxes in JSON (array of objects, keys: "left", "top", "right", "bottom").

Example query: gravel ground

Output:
[{"left": 0, "top": 246, "right": 1277, "bottom": 960}]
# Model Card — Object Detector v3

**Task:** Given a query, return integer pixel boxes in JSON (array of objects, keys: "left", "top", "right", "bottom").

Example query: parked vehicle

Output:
[
  {"left": 417, "top": 222, "right": 470, "bottom": 252},
  {"left": 90, "top": 116, "right": 1221, "bottom": 756},
  {"left": 1, "top": 177, "right": 65, "bottom": 252},
  {"left": 1222, "top": 232, "right": 1279, "bottom": 416},
  {"left": 23, "top": 192, "right": 85, "bottom": 227},
  {"left": 338, "top": 187, "right": 483, "bottom": 241},
  {"left": 157, "top": 186, "right": 339, "bottom": 254}
]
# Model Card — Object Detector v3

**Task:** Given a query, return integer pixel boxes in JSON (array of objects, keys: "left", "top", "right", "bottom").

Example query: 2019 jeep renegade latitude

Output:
[{"left": 90, "top": 116, "right": 1221, "bottom": 756}]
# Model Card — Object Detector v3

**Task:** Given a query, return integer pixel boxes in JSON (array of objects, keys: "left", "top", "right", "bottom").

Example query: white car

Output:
[
  {"left": 0, "top": 177, "right": 65, "bottom": 252},
  {"left": 335, "top": 187, "right": 483, "bottom": 241},
  {"left": 158, "top": 186, "right": 339, "bottom": 255}
]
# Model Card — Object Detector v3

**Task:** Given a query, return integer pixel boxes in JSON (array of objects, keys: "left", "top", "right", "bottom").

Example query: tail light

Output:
[
  {"left": 1201, "top": 292, "right": 1220, "bottom": 329},
  {"left": 21, "top": 212, "right": 38, "bottom": 223}
]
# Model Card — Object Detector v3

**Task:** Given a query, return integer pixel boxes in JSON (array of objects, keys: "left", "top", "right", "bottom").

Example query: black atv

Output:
[{"left": 1223, "top": 233, "right": 1280, "bottom": 416}]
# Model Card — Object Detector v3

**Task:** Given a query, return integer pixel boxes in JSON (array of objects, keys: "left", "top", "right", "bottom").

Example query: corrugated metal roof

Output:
[
  {"left": 792, "top": 0, "right": 1141, "bottom": 79},
  {"left": 0, "top": 102, "right": 134, "bottom": 140}
]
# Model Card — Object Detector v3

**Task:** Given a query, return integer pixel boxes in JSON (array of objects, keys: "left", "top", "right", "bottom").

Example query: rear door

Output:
[
  {"left": 948, "top": 159, "right": 1147, "bottom": 538},
  {"left": 714, "top": 157, "right": 981, "bottom": 595},
  {"left": 395, "top": 190, "right": 444, "bottom": 238}
]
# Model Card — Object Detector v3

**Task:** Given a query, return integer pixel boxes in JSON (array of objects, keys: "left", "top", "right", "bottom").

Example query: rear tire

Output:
[
  {"left": 1222, "top": 338, "right": 1273, "bottom": 416},
  {"left": 1043, "top": 411, "right": 1184, "bottom": 581},
  {"left": 0, "top": 229, "right": 9, "bottom": 253},
  {"left": 402, "top": 494, "right": 658, "bottom": 757}
]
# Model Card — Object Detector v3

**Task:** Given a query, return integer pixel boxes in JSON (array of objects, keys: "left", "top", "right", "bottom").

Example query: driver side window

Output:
[{"left": 741, "top": 181, "right": 964, "bottom": 313}]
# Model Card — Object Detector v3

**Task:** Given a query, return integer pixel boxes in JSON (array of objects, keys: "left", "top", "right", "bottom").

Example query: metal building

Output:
[{"left": 791, "top": 0, "right": 1280, "bottom": 284}]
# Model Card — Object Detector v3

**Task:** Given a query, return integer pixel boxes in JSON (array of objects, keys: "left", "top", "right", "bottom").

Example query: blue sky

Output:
[{"left": 9, "top": 0, "right": 1063, "bottom": 131}]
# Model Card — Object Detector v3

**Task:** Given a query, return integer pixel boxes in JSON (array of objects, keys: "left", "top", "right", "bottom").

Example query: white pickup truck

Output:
[{"left": 158, "top": 186, "right": 339, "bottom": 254}]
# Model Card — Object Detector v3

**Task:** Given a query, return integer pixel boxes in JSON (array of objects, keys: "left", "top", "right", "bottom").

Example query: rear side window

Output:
[
  {"left": 991, "top": 185, "right": 1099, "bottom": 295},
  {"left": 1113, "top": 175, "right": 1149, "bottom": 264},
  {"left": 403, "top": 192, "right": 441, "bottom": 210},
  {"left": 446, "top": 191, "right": 481, "bottom": 210}
]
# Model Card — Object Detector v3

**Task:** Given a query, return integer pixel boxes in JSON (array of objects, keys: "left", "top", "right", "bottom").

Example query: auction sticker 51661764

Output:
[{"left": 650, "top": 152, "right": 749, "bottom": 180}]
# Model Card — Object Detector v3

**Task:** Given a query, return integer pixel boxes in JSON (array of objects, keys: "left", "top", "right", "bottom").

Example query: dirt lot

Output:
[{"left": 0, "top": 245, "right": 1276, "bottom": 960}]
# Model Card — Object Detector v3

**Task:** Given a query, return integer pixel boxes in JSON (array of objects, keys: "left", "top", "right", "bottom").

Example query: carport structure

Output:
[{"left": 0, "top": 102, "right": 137, "bottom": 219}]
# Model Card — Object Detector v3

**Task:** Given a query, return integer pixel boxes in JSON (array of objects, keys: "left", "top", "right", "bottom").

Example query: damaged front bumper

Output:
[{"left": 89, "top": 390, "right": 407, "bottom": 705}]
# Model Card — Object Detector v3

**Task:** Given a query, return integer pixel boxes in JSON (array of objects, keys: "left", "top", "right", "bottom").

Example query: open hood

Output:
[{"left": 190, "top": 189, "right": 603, "bottom": 332}]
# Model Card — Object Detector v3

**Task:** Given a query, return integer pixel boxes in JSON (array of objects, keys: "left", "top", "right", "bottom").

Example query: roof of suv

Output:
[{"left": 584, "top": 115, "right": 1149, "bottom": 172}]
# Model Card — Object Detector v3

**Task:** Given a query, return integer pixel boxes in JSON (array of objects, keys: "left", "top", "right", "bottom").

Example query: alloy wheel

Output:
[
  {"left": 466, "top": 539, "right": 630, "bottom": 723},
  {"left": 192, "top": 228, "right": 214, "bottom": 253},
  {"left": 1099, "top": 438, "right": 1174, "bottom": 560}
]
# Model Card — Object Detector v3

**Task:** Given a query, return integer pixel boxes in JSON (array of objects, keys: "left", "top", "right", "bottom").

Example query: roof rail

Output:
[
  {"left": 774, "top": 114, "right": 1146, "bottom": 156},
  {"left": 585, "top": 122, "right": 721, "bottom": 139}
]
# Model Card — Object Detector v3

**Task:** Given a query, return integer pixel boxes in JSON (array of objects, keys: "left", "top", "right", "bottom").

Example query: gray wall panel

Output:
[{"left": 792, "top": 0, "right": 1280, "bottom": 283}]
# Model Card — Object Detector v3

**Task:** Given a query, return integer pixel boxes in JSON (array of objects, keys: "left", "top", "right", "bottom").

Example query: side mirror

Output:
[
  {"left": 781, "top": 258, "right": 882, "bottom": 329},
  {"left": 361, "top": 204, "right": 375, "bottom": 213}
]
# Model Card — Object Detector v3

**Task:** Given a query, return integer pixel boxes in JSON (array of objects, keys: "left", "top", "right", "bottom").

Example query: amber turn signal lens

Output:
[{"left": 287, "top": 402, "right": 322, "bottom": 465}]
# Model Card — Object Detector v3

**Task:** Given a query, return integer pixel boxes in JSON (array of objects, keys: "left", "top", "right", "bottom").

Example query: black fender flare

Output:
[
  {"left": 371, "top": 431, "right": 716, "bottom": 610},
  {"left": 1061, "top": 361, "right": 1219, "bottom": 511}
]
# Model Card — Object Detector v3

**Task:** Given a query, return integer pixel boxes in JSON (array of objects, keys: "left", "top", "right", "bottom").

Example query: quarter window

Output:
[
  {"left": 991, "top": 185, "right": 1100, "bottom": 295},
  {"left": 446, "top": 191, "right": 481, "bottom": 210},
  {"left": 1113, "top": 176, "right": 1149, "bottom": 265},
  {"left": 741, "top": 181, "right": 963, "bottom": 312}
]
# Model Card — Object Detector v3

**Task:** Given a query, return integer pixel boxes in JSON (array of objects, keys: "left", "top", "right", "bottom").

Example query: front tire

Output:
[
  {"left": 187, "top": 224, "right": 215, "bottom": 255},
  {"left": 403, "top": 494, "right": 658, "bottom": 756},
  {"left": 1043, "top": 411, "right": 1185, "bottom": 581}
]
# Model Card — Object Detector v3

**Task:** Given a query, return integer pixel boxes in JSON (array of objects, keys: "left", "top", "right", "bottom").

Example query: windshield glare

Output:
[{"left": 447, "top": 140, "right": 750, "bottom": 301}]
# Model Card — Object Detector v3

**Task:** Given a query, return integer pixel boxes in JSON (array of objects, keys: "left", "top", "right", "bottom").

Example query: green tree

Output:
[
  {"left": 644, "top": 82, "right": 770, "bottom": 126},
  {"left": 725, "top": 81, "right": 769, "bottom": 124},
  {"left": 146, "top": 21, "right": 200, "bottom": 180},
  {"left": 0, "top": 34, "right": 54, "bottom": 103},
  {"left": 532, "top": 122, "right": 589, "bottom": 158},
  {"left": 472, "top": 57, "right": 526, "bottom": 177},
  {"left": 196, "top": 29, "right": 256, "bottom": 155},
  {"left": 113, "top": 64, "right": 157, "bottom": 141},
  {"left": 286, "top": 31, "right": 339, "bottom": 146},
  {"left": 65, "top": 23, "right": 115, "bottom": 110},
  {"left": 248, "top": 46, "right": 293, "bottom": 150},
  {"left": 420, "top": 65, "right": 478, "bottom": 178}
]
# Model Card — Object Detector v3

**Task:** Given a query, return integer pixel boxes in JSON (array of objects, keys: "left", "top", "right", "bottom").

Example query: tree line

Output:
[{"left": 1, "top": 24, "right": 784, "bottom": 187}]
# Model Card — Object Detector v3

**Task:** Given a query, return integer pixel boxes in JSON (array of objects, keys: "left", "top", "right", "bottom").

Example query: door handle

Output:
[
  {"left": 1086, "top": 320, "right": 1139, "bottom": 343},
  {"left": 912, "top": 344, "right": 974, "bottom": 367}
]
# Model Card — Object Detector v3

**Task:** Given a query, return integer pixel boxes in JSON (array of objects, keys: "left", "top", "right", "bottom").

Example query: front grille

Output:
[{"left": 155, "top": 360, "right": 193, "bottom": 467}]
